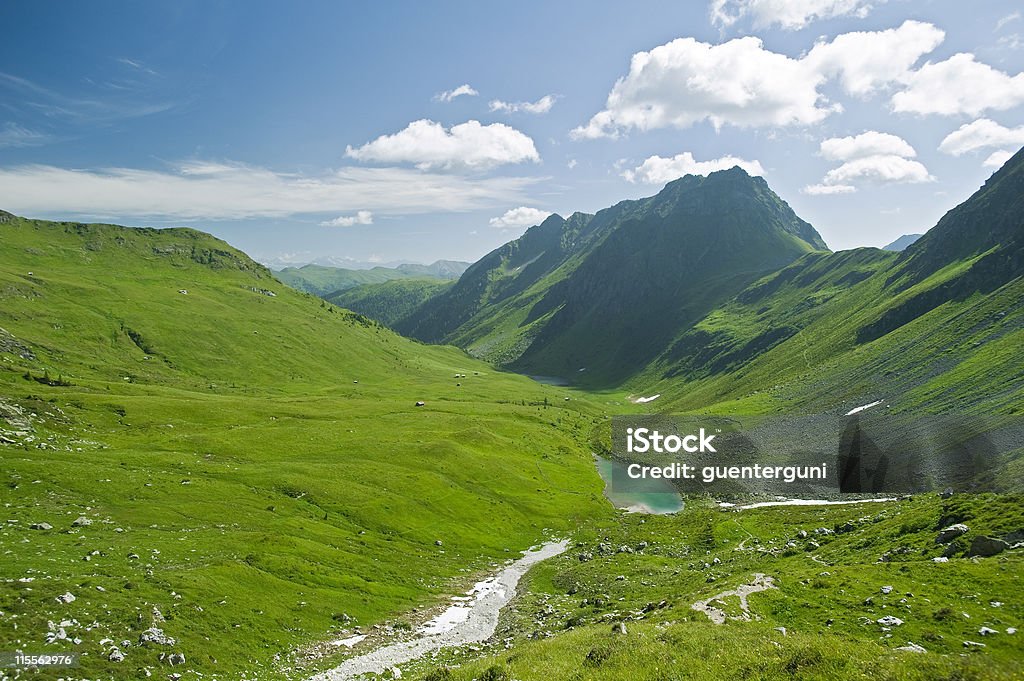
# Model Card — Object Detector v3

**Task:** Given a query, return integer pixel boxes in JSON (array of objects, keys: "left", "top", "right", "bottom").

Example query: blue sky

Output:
[{"left": 1, "top": 1, "right": 1023, "bottom": 267}]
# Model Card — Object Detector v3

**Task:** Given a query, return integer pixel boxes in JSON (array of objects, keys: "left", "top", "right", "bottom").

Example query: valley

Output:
[{"left": 1, "top": 150, "right": 1022, "bottom": 680}]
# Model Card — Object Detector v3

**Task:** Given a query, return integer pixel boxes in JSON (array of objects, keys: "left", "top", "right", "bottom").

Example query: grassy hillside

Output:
[
  {"left": 632, "top": 149, "right": 1024, "bottom": 417},
  {"left": 276, "top": 261, "right": 468, "bottom": 298},
  {"left": 420, "top": 494, "right": 1023, "bottom": 680},
  {"left": 0, "top": 213, "right": 609, "bottom": 680},
  {"left": 327, "top": 278, "right": 454, "bottom": 328}
]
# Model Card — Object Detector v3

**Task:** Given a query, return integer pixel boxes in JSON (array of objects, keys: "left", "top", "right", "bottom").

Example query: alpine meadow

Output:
[{"left": 1, "top": 3, "right": 1023, "bottom": 681}]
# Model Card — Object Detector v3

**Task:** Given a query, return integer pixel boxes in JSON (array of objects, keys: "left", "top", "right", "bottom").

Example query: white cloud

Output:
[
  {"left": 996, "top": 11, "right": 1021, "bottom": 31},
  {"left": 623, "top": 152, "right": 765, "bottom": 183},
  {"left": 571, "top": 36, "right": 835, "bottom": 138},
  {"left": 709, "top": 0, "right": 882, "bottom": 30},
  {"left": 571, "top": 22, "right": 947, "bottom": 138},
  {"left": 892, "top": 54, "right": 1024, "bottom": 116},
  {"left": 938, "top": 119, "right": 1024, "bottom": 156},
  {"left": 820, "top": 131, "right": 917, "bottom": 161},
  {"left": 488, "top": 206, "right": 552, "bottom": 228},
  {"left": 0, "top": 161, "right": 542, "bottom": 220},
  {"left": 999, "top": 34, "right": 1023, "bottom": 50},
  {"left": 567, "top": 159, "right": 577, "bottom": 169},
  {"left": 345, "top": 119, "right": 540, "bottom": 170},
  {"left": 983, "top": 149, "right": 1014, "bottom": 169},
  {"left": 435, "top": 84, "right": 478, "bottom": 102},
  {"left": 805, "top": 21, "right": 945, "bottom": 96},
  {"left": 802, "top": 183, "right": 856, "bottom": 195},
  {"left": 320, "top": 210, "right": 373, "bottom": 227},
  {"left": 807, "top": 132, "right": 932, "bottom": 194},
  {"left": 0, "top": 122, "right": 51, "bottom": 148},
  {"left": 823, "top": 155, "right": 934, "bottom": 186},
  {"left": 489, "top": 95, "right": 557, "bottom": 114}
]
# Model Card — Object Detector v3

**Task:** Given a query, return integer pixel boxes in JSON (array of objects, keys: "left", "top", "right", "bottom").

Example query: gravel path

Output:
[
  {"left": 309, "top": 539, "right": 568, "bottom": 681},
  {"left": 691, "top": 573, "right": 777, "bottom": 624}
]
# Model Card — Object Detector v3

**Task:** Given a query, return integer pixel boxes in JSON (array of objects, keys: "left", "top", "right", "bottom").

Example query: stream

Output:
[{"left": 309, "top": 539, "right": 568, "bottom": 680}]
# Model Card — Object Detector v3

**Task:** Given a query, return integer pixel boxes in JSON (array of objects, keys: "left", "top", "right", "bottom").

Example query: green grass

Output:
[
  {"left": 415, "top": 494, "right": 1023, "bottom": 680},
  {"left": 1, "top": 212, "right": 1021, "bottom": 680},
  {"left": 0, "top": 215, "right": 610, "bottom": 679}
]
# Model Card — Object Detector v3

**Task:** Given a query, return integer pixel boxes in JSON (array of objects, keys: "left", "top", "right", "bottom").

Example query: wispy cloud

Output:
[
  {"left": 434, "top": 84, "right": 478, "bottom": 102},
  {"left": 996, "top": 11, "right": 1021, "bottom": 31},
  {"left": 116, "top": 57, "right": 160, "bottom": 77},
  {"left": 489, "top": 95, "right": 557, "bottom": 114},
  {"left": 0, "top": 122, "right": 51, "bottom": 148},
  {"left": 0, "top": 161, "right": 542, "bottom": 221},
  {"left": 0, "top": 69, "right": 178, "bottom": 124}
]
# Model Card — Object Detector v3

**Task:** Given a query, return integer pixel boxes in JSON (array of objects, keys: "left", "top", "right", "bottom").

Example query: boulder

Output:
[
  {"left": 877, "top": 616, "right": 904, "bottom": 627},
  {"left": 139, "top": 627, "right": 176, "bottom": 646},
  {"left": 935, "top": 524, "right": 969, "bottom": 544},
  {"left": 967, "top": 536, "right": 1008, "bottom": 557},
  {"left": 71, "top": 516, "right": 92, "bottom": 527},
  {"left": 30, "top": 522, "right": 52, "bottom": 530}
]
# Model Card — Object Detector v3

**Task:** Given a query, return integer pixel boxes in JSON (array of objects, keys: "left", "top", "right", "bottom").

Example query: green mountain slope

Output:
[
  {"left": 327, "top": 278, "right": 454, "bottom": 327},
  {"left": 0, "top": 212, "right": 607, "bottom": 679},
  {"left": 398, "top": 168, "right": 827, "bottom": 387},
  {"left": 636, "top": 148, "right": 1024, "bottom": 416},
  {"left": 275, "top": 260, "right": 469, "bottom": 297}
]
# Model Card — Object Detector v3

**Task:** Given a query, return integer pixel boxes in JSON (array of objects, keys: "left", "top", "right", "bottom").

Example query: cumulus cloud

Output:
[
  {"left": 805, "top": 21, "right": 945, "bottom": 96},
  {"left": 571, "top": 36, "right": 835, "bottom": 138},
  {"left": 710, "top": 0, "right": 882, "bottom": 30},
  {"left": 820, "top": 131, "right": 917, "bottom": 161},
  {"left": 435, "top": 84, "right": 478, "bottom": 102},
  {"left": 489, "top": 206, "right": 552, "bottom": 228},
  {"left": 938, "top": 119, "right": 1024, "bottom": 156},
  {"left": 571, "top": 22, "right": 945, "bottom": 138},
  {"left": 345, "top": 119, "right": 540, "bottom": 170},
  {"left": 983, "top": 150, "right": 1014, "bottom": 169},
  {"left": 822, "top": 155, "right": 933, "bottom": 186},
  {"left": 0, "top": 161, "right": 541, "bottom": 220},
  {"left": 574, "top": 21, "right": 1024, "bottom": 137},
  {"left": 320, "top": 210, "right": 373, "bottom": 227},
  {"left": 623, "top": 152, "right": 765, "bottom": 183},
  {"left": 805, "top": 132, "right": 932, "bottom": 194},
  {"left": 489, "top": 95, "right": 557, "bottom": 114},
  {"left": 891, "top": 54, "right": 1024, "bottom": 116}
]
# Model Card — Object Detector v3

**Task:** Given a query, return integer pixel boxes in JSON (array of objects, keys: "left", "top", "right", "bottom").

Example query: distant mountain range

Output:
[
  {"left": 883, "top": 234, "right": 923, "bottom": 251},
  {"left": 274, "top": 260, "right": 470, "bottom": 297}
]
